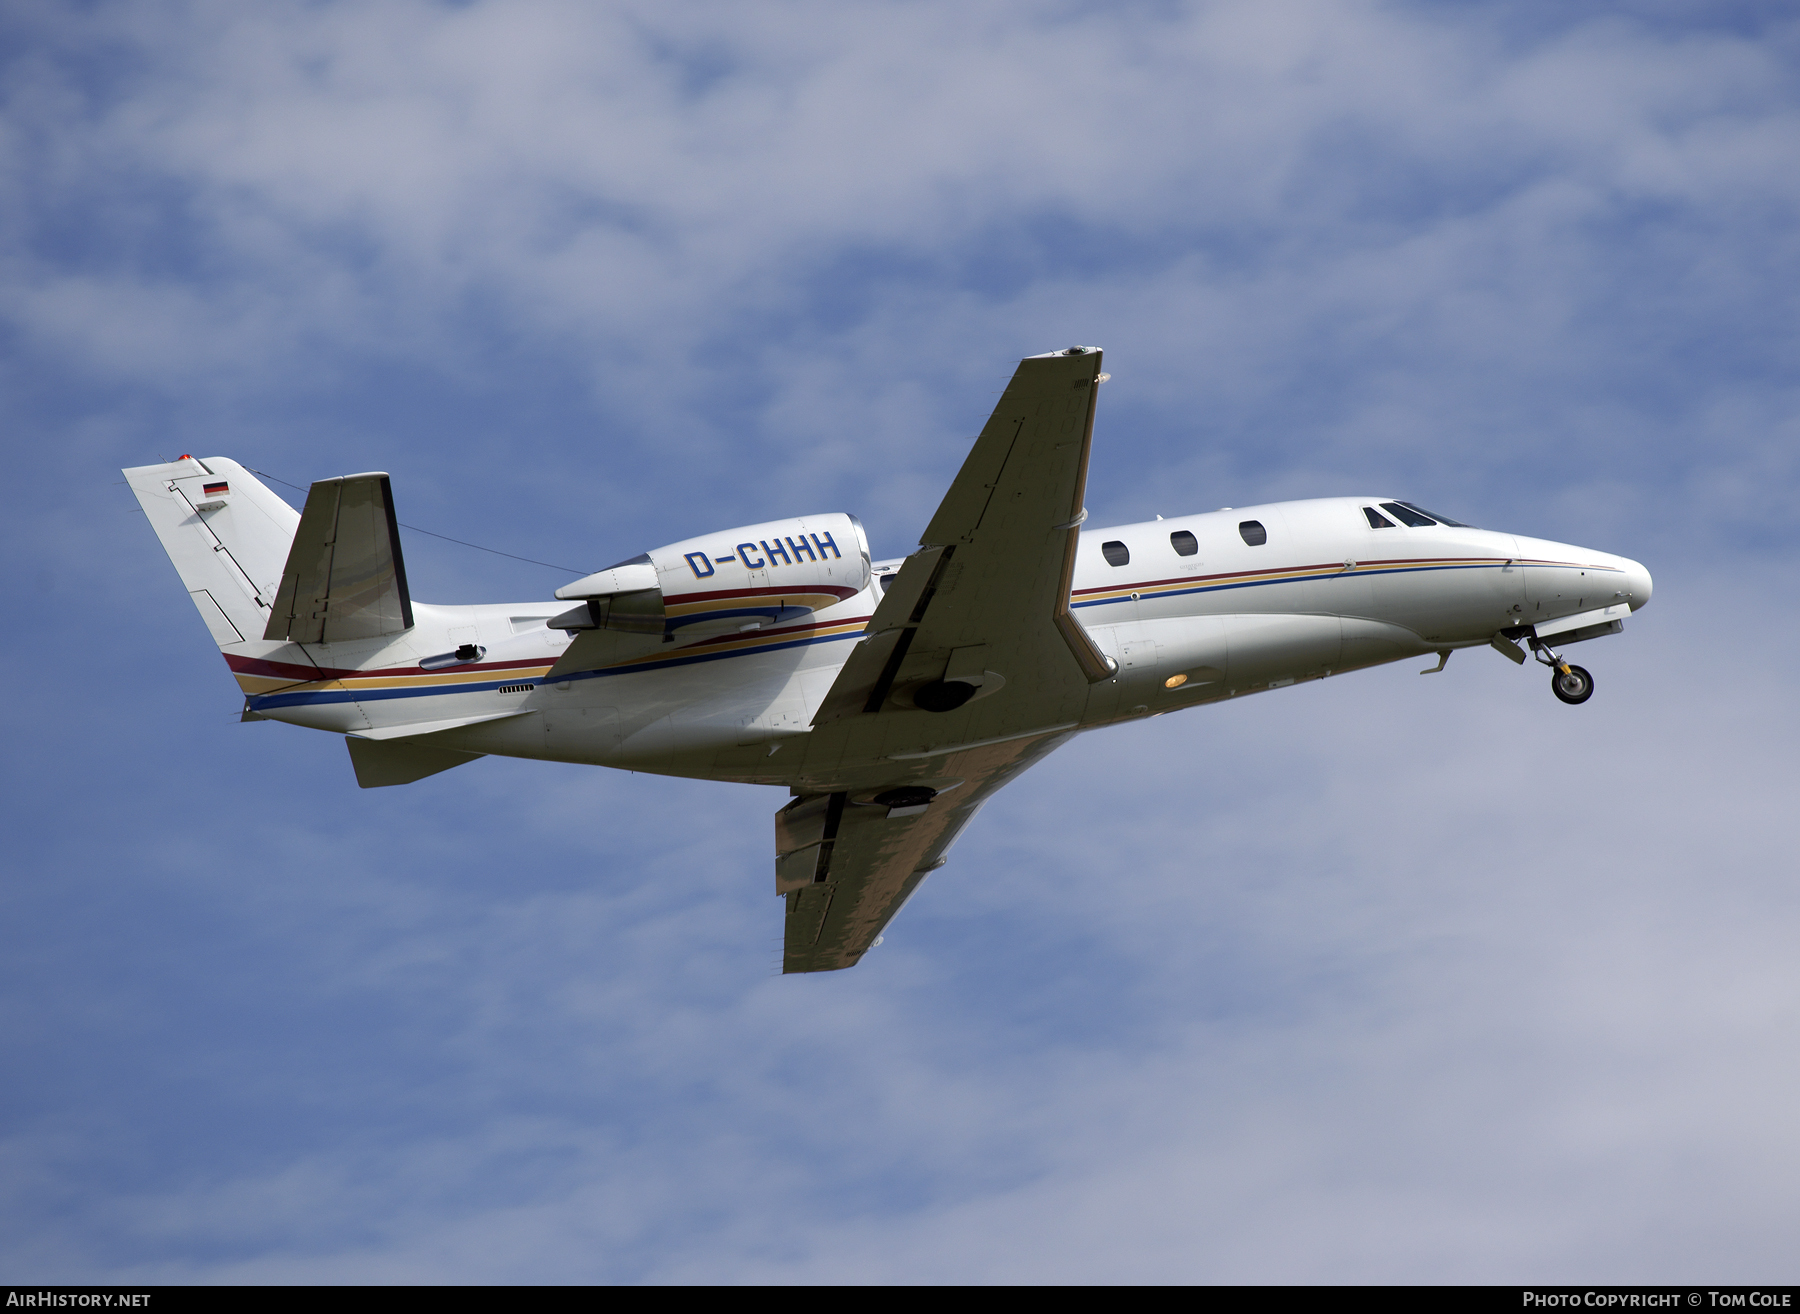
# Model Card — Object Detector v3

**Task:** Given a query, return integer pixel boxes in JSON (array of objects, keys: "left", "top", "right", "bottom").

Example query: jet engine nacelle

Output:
[{"left": 551, "top": 513, "right": 871, "bottom": 640}]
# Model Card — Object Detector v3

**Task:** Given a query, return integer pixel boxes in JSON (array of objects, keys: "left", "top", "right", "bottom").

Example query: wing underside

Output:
[
  {"left": 776, "top": 728, "right": 1075, "bottom": 973},
  {"left": 811, "top": 347, "right": 1110, "bottom": 726},
  {"left": 780, "top": 347, "right": 1112, "bottom": 971}
]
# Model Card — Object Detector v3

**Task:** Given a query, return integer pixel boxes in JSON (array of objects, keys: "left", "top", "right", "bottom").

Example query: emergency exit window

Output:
[{"left": 1170, "top": 530, "right": 1198, "bottom": 556}]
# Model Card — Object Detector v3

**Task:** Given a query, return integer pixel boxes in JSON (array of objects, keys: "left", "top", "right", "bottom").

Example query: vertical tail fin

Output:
[{"left": 124, "top": 457, "right": 300, "bottom": 650}]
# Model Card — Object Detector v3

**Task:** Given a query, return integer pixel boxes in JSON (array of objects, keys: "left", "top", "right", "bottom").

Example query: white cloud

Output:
[
  {"left": 4, "top": 1, "right": 1792, "bottom": 560},
  {"left": 7, "top": 581, "right": 1793, "bottom": 1282}
]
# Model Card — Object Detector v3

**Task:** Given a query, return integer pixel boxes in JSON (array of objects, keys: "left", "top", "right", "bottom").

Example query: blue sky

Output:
[{"left": 3, "top": 0, "right": 1798, "bottom": 1282}]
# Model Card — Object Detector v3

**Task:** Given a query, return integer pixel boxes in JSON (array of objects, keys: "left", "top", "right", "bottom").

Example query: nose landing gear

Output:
[
  {"left": 1551, "top": 663, "right": 1593, "bottom": 704},
  {"left": 1528, "top": 634, "right": 1594, "bottom": 705}
]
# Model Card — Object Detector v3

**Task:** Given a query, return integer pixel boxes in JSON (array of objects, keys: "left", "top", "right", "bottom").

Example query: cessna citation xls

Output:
[{"left": 127, "top": 347, "right": 1652, "bottom": 973}]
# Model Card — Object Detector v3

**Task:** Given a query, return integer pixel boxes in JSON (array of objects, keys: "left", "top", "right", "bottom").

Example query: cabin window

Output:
[
  {"left": 878, "top": 573, "right": 896, "bottom": 594},
  {"left": 1362, "top": 506, "right": 1396, "bottom": 529},
  {"left": 1101, "top": 540, "right": 1131, "bottom": 567},
  {"left": 1380, "top": 502, "right": 1437, "bottom": 528},
  {"left": 1170, "top": 530, "right": 1198, "bottom": 556},
  {"left": 1238, "top": 520, "right": 1267, "bottom": 546},
  {"left": 1395, "top": 501, "right": 1473, "bottom": 528}
]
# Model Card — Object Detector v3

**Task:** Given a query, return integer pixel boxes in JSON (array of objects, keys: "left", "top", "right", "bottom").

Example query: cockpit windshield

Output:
[{"left": 1380, "top": 501, "right": 1476, "bottom": 529}]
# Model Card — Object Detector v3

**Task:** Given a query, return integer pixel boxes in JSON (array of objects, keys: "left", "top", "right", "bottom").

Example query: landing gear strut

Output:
[{"left": 1528, "top": 635, "right": 1594, "bottom": 705}]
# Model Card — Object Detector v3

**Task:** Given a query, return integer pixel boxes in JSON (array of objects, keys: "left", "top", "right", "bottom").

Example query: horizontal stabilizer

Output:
[
  {"left": 346, "top": 736, "right": 481, "bottom": 788},
  {"left": 266, "top": 474, "right": 413, "bottom": 644}
]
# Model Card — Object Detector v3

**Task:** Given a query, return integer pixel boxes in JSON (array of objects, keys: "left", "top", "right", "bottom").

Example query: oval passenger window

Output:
[
  {"left": 1101, "top": 540, "right": 1130, "bottom": 567},
  {"left": 1170, "top": 530, "right": 1198, "bottom": 557},
  {"left": 1238, "top": 520, "right": 1267, "bottom": 546}
]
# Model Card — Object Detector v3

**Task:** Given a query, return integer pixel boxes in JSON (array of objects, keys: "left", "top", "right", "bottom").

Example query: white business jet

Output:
[{"left": 126, "top": 347, "right": 1652, "bottom": 973}]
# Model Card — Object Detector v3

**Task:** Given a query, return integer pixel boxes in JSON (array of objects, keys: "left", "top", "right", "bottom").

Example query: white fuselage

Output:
[{"left": 234, "top": 497, "right": 1651, "bottom": 790}]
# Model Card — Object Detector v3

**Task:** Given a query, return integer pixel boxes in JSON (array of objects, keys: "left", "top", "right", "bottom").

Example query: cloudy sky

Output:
[{"left": 4, "top": 0, "right": 1798, "bottom": 1283}]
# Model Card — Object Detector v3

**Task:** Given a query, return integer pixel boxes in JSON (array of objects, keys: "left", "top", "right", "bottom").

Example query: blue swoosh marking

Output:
[
  {"left": 1071, "top": 561, "right": 1519, "bottom": 608},
  {"left": 249, "top": 629, "right": 863, "bottom": 711}
]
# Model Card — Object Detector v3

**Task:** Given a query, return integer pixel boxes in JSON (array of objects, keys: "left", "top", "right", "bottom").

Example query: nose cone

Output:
[{"left": 1622, "top": 558, "right": 1653, "bottom": 611}]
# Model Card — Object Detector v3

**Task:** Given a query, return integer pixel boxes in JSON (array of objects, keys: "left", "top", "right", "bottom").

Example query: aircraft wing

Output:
[
  {"left": 812, "top": 346, "right": 1111, "bottom": 725},
  {"left": 784, "top": 347, "right": 1111, "bottom": 972},
  {"left": 264, "top": 474, "right": 414, "bottom": 643},
  {"left": 776, "top": 726, "right": 1076, "bottom": 973}
]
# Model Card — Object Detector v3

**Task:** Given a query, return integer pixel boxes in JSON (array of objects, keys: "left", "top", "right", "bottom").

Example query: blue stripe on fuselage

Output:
[
  {"left": 248, "top": 628, "right": 864, "bottom": 712},
  {"left": 1070, "top": 560, "right": 1539, "bottom": 608}
]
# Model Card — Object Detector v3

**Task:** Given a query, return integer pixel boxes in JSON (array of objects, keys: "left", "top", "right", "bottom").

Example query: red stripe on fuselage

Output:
[
  {"left": 665, "top": 583, "right": 861, "bottom": 606},
  {"left": 223, "top": 652, "right": 558, "bottom": 681},
  {"left": 1068, "top": 555, "right": 1581, "bottom": 600},
  {"left": 221, "top": 613, "right": 878, "bottom": 682},
  {"left": 671, "top": 613, "right": 872, "bottom": 650},
  {"left": 1072, "top": 559, "right": 1355, "bottom": 598}
]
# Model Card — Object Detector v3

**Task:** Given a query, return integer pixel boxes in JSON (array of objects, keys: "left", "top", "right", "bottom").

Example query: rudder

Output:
[{"left": 124, "top": 457, "right": 300, "bottom": 650}]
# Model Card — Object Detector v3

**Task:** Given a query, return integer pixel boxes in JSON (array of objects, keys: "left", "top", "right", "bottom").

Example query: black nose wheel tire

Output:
[{"left": 1551, "top": 664, "right": 1594, "bottom": 705}]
